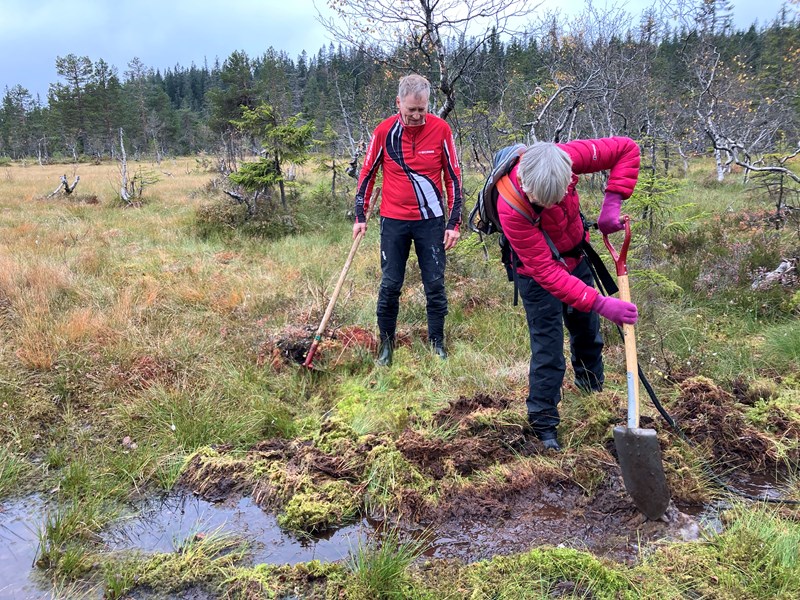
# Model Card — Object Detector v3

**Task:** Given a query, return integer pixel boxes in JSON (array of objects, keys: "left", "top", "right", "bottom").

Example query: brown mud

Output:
[{"left": 176, "top": 385, "right": 799, "bottom": 565}]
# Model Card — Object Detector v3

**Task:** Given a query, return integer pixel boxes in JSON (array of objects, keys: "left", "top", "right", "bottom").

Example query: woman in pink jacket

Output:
[{"left": 497, "top": 137, "right": 640, "bottom": 450}]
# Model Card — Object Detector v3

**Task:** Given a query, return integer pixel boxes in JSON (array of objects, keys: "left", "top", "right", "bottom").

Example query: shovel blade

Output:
[{"left": 614, "top": 426, "right": 670, "bottom": 520}]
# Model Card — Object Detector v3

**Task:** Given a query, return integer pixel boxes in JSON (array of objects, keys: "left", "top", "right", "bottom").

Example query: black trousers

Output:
[
  {"left": 376, "top": 216, "right": 447, "bottom": 343},
  {"left": 517, "top": 258, "right": 604, "bottom": 431}
]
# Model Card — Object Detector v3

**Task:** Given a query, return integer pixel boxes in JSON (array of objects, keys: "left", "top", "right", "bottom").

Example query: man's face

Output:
[{"left": 396, "top": 93, "right": 428, "bottom": 127}]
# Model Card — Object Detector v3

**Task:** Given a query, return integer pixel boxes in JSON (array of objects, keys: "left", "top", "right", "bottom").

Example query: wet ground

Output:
[
  {"left": 0, "top": 495, "right": 53, "bottom": 600},
  {"left": 2, "top": 376, "right": 797, "bottom": 597},
  {"left": 105, "top": 494, "right": 370, "bottom": 564}
]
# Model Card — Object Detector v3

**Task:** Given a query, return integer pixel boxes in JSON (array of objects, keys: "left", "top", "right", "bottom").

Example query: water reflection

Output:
[{"left": 105, "top": 493, "right": 372, "bottom": 565}]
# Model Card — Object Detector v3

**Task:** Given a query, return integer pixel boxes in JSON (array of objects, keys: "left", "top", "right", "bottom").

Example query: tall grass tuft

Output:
[
  {"left": 345, "top": 530, "right": 428, "bottom": 599},
  {"left": 762, "top": 320, "right": 800, "bottom": 371},
  {"left": 0, "top": 447, "right": 26, "bottom": 499}
]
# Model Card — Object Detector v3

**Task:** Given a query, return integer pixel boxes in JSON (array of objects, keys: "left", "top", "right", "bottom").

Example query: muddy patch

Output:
[{"left": 176, "top": 393, "right": 715, "bottom": 564}]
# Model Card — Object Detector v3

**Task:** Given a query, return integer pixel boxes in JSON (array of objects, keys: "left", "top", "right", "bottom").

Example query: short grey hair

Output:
[
  {"left": 398, "top": 74, "right": 430, "bottom": 100},
  {"left": 517, "top": 142, "right": 573, "bottom": 208}
]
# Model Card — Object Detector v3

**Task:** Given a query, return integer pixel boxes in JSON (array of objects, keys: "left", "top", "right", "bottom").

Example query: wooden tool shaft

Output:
[{"left": 617, "top": 273, "right": 639, "bottom": 429}]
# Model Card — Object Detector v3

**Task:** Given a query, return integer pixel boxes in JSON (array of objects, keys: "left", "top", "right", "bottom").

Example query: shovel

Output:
[
  {"left": 603, "top": 216, "right": 670, "bottom": 520},
  {"left": 303, "top": 186, "right": 380, "bottom": 369}
]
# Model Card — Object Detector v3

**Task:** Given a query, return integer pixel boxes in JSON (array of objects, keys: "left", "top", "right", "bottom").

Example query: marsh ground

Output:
[{"left": 1, "top": 157, "right": 799, "bottom": 599}]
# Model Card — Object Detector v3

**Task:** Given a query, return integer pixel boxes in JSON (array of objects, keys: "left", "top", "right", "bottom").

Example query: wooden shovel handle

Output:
[
  {"left": 303, "top": 186, "right": 380, "bottom": 368},
  {"left": 603, "top": 217, "right": 639, "bottom": 428}
]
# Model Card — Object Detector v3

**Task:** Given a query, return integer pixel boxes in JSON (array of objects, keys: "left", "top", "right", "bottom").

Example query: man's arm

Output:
[
  {"left": 442, "top": 126, "right": 462, "bottom": 248},
  {"left": 352, "top": 128, "right": 384, "bottom": 239}
]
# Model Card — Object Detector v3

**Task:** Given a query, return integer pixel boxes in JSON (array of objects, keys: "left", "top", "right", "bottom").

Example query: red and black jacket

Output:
[{"left": 355, "top": 113, "right": 462, "bottom": 230}]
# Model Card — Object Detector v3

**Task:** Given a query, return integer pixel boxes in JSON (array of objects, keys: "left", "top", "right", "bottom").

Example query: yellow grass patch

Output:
[
  {"left": 57, "top": 307, "right": 114, "bottom": 347},
  {"left": 14, "top": 325, "right": 58, "bottom": 371}
]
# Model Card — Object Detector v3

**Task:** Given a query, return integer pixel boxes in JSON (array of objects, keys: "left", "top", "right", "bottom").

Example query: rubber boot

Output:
[
  {"left": 430, "top": 339, "right": 447, "bottom": 360},
  {"left": 538, "top": 431, "right": 561, "bottom": 452},
  {"left": 528, "top": 414, "right": 561, "bottom": 451},
  {"left": 376, "top": 337, "right": 394, "bottom": 367}
]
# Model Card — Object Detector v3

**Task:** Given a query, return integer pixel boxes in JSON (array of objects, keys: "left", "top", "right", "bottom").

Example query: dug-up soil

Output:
[{"left": 174, "top": 380, "right": 798, "bottom": 566}]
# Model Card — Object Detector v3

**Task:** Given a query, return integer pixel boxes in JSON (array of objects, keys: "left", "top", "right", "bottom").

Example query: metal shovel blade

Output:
[{"left": 613, "top": 426, "right": 670, "bottom": 520}]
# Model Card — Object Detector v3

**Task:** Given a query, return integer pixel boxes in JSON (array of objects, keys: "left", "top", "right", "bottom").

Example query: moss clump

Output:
[
  {"left": 561, "top": 390, "right": 619, "bottom": 445},
  {"left": 136, "top": 534, "right": 246, "bottom": 593},
  {"left": 313, "top": 417, "right": 360, "bottom": 455},
  {"left": 277, "top": 480, "right": 361, "bottom": 533},
  {"left": 363, "top": 444, "right": 433, "bottom": 515},
  {"left": 334, "top": 380, "right": 413, "bottom": 435},
  {"left": 222, "top": 560, "right": 347, "bottom": 599},
  {"left": 467, "top": 547, "right": 636, "bottom": 599}
]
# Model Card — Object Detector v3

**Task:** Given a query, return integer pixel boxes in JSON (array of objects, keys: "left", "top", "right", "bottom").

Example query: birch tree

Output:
[{"left": 319, "top": 0, "right": 539, "bottom": 120}]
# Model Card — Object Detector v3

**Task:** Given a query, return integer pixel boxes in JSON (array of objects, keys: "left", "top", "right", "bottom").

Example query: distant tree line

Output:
[{"left": 1, "top": 0, "right": 799, "bottom": 183}]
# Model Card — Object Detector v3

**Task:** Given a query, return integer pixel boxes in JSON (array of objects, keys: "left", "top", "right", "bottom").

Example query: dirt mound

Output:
[
  {"left": 432, "top": 394, "right": 513, "bottom": 425},
  {"left": 396, "top": 394, "right": 537, "bottom": 479},
  {"left": 670, "top": 376, "right": 779, "bottom": 468},
  {"left": 396, "top": 429, "right": 532, "bottom": 479}
]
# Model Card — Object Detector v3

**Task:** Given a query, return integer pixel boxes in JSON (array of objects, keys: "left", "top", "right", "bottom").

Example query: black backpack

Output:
[{"left": 468, "top": 144, "right": 546, "bottom": 304}]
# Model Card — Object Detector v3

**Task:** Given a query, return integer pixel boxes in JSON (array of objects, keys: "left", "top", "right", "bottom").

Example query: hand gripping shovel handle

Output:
[
  {"left": 603, "top": 217, "right": 639, "bottom": 429},
  {"left": 303, "top": 187, "right": 380, "bottom": 369}
]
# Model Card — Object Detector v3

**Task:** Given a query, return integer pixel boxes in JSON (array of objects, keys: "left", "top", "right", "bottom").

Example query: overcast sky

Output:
[{"left": 0, "top": 0, "right": 791, "bottom": 102}]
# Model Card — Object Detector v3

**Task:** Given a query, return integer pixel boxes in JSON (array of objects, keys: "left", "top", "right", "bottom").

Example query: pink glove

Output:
[
  {"left": 592, "top": 295, "right": 638, "bottom": 325},
  {"left": 597, "top": 192, "right": 624, "bottom": 234}
]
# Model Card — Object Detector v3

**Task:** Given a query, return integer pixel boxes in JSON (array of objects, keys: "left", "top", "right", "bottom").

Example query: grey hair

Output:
[
  {"left": 398, "top": 74, "right": 430, "bottom": 100},
  {"left": 517, "top": 142, "right": 573, "bottom": 208}
]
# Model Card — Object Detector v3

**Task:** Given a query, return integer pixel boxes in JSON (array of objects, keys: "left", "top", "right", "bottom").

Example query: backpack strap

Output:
[
  {"left": 496, "top": 175, "right": 536, "bottom": 224},
  {"left": 496, "top": 174, "right": 565, "bottom": 266}
]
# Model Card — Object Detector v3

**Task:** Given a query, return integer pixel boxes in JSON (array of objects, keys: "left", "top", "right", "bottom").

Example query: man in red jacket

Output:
[
  {"left": 353, "top": 74, "right": 463, "bottom": 366},
  {"left": 498, "top": 137, "right": 640, "bottom": 450}
]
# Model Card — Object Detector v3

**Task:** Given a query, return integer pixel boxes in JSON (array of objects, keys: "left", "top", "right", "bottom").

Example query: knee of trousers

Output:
[{"left": 379, "top": 277, "right": 403, "bottom": 297}]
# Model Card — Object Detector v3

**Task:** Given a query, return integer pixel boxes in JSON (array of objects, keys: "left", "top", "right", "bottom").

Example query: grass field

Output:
[{"left": 1, "top": 155, "right": 799, "bottom": 599}]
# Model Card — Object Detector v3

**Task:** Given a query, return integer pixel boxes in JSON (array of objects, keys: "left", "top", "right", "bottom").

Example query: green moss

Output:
[
  {"left": 363, "top": 444, "right": 433, "bottom": 516},
  {"left": 137, "top": 533, "right": 246, "bottom": 593},
  {"left": 334, "top": 380, "right": 413, "bottom": 435},
  {"left": 221, "top": 561, "right": 348, "bottom": 599},
  {"left": 314, "top": 417, "right": 360, "bottom": 455},
  {"left": 278, "top": 480, "right": 361, "bottom": 533},
  {"left": 467, "top": 547, "right": 636, "bottom": 599}
]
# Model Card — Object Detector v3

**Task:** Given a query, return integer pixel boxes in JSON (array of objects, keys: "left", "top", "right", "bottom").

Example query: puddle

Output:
[
  {"left": 0, "top": 495, "right": 52, "bottom": 600},
  {"left": 724, "top": 471, "right": 793, "bottom": 501},
  {"left": 3, "top": 469, "right": 792, "bottom": 597},
  {"left": 0, "top": 493, "right": 373, "bottom": 599},
  {"left": 106, "top": 493, "right": 372, "bottom": 565}
]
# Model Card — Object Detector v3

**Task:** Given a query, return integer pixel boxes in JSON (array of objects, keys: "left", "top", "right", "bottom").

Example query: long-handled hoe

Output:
[
  {"left": 302, "top": 187, "right": 380, "bottom": 370},
  {"left": 603, "top": 216, "right": 671, "bottom": 520}
]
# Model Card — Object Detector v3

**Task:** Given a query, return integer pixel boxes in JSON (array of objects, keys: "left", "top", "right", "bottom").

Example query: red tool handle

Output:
[{"left": 602, "top": 216, "right": 632, "bottom": 277}]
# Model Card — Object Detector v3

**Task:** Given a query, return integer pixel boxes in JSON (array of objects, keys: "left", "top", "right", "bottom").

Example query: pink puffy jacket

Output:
[{"left": 497, "top": 137, "right": 640, "bottom": 312}]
